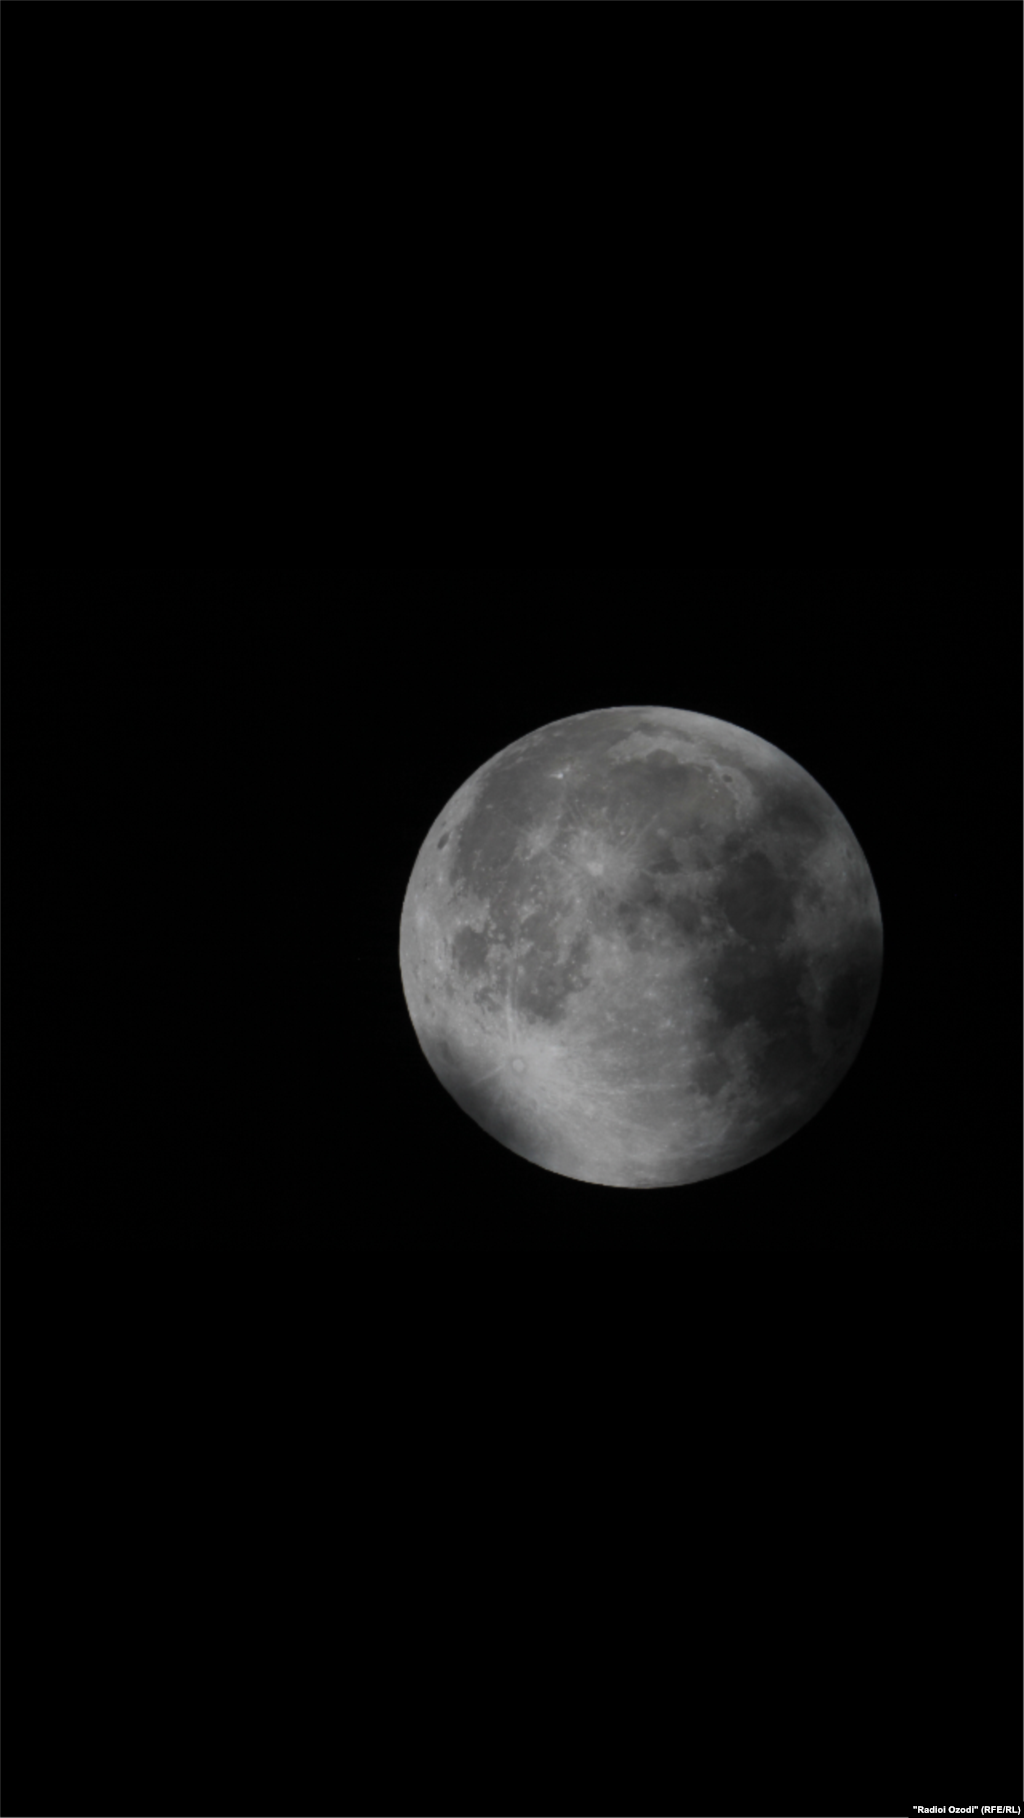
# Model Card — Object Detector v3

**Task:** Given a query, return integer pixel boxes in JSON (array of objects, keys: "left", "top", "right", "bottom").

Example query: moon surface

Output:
[{"left": 400, "top": 706, "right": 883, "bottom": 1190}]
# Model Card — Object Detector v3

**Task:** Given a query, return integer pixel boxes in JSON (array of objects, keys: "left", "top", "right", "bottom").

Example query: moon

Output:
[{"left": 399, "top": 706, "right": 883, "bottom": 1190}]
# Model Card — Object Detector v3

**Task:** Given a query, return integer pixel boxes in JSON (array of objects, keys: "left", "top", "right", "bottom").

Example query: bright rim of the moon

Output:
[{"left": 400, "top": 706, "right": 883, "bottom": 1190}]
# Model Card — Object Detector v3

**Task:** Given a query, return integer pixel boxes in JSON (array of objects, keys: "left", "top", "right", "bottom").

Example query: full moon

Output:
[{"left": 400, "top": 706, "right": 883, "bottom": 1189}]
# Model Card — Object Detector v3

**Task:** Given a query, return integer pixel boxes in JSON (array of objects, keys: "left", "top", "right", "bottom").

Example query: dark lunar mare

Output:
[{"left": 822, "top": 927, "right": 883, "bottom": 1036}]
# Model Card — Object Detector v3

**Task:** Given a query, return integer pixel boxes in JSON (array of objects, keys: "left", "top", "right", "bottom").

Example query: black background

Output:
[{"left": 14, "top": 564, "right": 1018, "bottom": 1255}]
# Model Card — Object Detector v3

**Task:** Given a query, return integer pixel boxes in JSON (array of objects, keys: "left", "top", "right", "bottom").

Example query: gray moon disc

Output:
[{"left": 400, "top": 705, "right": 883, "bottom": 1190}]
